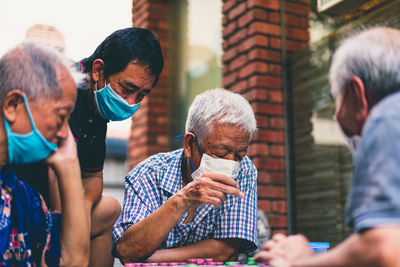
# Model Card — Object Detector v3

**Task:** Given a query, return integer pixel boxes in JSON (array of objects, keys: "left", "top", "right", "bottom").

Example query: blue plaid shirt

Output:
[{"left": 113, "top": 149, "right": 258, "bottom": 254}]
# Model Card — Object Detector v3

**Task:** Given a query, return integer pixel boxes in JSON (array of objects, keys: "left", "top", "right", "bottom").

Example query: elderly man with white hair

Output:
[
  {"left": 113, "top": 88, "right": 258, "bottom": 263},
  {"left": 0, "top": 43, "right": 89, "bottom": 266},
  {"left": 255, "top": 26, "right": 400, "bottom": 267}
]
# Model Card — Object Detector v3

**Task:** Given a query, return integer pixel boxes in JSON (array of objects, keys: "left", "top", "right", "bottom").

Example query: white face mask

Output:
[
  {"left": 343, "top": 135, "right": 362, "bottom": 156},
  {"left": 191, "top": 153, "right": 241, "bottom": 180}
]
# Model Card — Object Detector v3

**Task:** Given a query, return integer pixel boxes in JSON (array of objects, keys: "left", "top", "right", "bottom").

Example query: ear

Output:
[
  {"left": 91, "top": 59, "right": 105, "bottom": 88},
  {"left": 2, "top": 90, "right": 24, "bottom": 123},
  {"left": 346, "top": 76, "right": 371, "bottom": 135},
  {"left": 183, "top": 132, "right": 196, "bottom": 158},
  {"left": 347, "top": 76, "right": 369, "bottom": 117}
]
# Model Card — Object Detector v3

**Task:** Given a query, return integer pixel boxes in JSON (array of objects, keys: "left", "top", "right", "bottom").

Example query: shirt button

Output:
[
  {"left": 83, "top": 134, "right": 87, "bottom": 138},
  {"left": 88, "top": 119, "right": 93, "bottom": 123}
]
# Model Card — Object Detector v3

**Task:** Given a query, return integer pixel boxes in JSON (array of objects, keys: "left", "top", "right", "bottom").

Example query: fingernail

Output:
[{"left": 239, "top": 192, "right": 244, "bottom": 198}]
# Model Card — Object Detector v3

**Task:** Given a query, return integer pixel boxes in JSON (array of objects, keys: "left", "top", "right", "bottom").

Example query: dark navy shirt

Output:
[
  {"left": 13, "top": 80, "right": 108, "bottom": 203},
  {"left": 69, "top": 83, "right": 108, "bottom": 173}
]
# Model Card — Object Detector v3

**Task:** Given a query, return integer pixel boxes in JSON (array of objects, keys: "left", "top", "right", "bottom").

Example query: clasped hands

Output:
[{"left": 254, "top": 233, "right": 315, "bottom": 267}]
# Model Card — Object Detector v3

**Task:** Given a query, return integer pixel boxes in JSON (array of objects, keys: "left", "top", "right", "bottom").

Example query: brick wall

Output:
[
  {"left": 129, "top": 0, "right": 310, "bottom": 234},
  {"left": 129, "top": 0, "right": 169, "bottom": 167},
  {"left": 222, "top": 0, "right": 309, "bottom": 234}
]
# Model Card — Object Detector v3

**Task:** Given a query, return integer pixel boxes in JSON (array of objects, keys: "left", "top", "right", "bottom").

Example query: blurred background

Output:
[{"left": 3, "top": 2, "right": 399, "bottom": 266}]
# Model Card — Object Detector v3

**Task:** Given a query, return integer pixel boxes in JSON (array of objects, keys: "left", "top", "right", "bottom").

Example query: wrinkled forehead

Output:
[{"left": 205, "top": 122, "right": 250, "bottom": 144}]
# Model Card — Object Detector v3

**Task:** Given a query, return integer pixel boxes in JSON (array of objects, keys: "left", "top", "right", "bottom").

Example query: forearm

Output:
[
  {"left": 146, "top": 238, "right": 241, "bottom": 263},
  {"left": 82, "top": 172, "right": 103, "bottom": 210},
  {"left": 52, "top": 158, "right": 89, "bottom": 266},
  {"left": 291, "top": 242, "right": 359, "bottom": 267},
  {"left": 293, "top": 229, "right": 400, "bottom": 267},
  {"left": 117, "top": 195, "right": 187, "bottom": 263}
]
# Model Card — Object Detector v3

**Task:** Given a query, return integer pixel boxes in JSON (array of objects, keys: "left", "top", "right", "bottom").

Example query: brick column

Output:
[
  {"left": 128, "top": 0, "right": 169, "bottom": 167},
  {"left": 222, "top": 0, "right": 309, "bottom": 234}
]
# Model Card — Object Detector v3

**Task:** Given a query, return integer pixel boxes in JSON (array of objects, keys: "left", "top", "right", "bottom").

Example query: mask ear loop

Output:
[
  {"left": 19, "top": 94, "right": 57, "bottom": 149},
  {"left": 174, "top": 133, "right": 203, "bottom": 172},
  {"left": 190, "top": 134, "right": 203, "bottom": 172},
  {"left": 173, "top": 135, "right": 184, "bottom": 142},
  {"left": 21, "top": 93, "right": 37, "bottom": 129},
  {"left": 189, "top": 158, "right": 195, "bottom": 173},
  {"left": 194, "top": 135, "right": 203, "bottom": 156},
  {"left": 95, "top": 79, "right": 108, "bottom": 92}
]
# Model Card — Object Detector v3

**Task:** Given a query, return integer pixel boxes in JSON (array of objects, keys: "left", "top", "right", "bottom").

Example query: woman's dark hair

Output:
[{"left": 81, "top": 27, "right": 164, "bottom": 86}]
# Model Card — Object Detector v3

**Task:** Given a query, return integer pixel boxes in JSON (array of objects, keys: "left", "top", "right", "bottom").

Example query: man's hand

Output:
[
  {"left": 176, "top": 172, "right": 244, "bottom": 210},
  {"left": 44, "top": 126, "right": 90, "bottom": 266},
  {"left": 45, "top": 127, "right": 77, "bottom": 169},
  {"left": 254, "top": 233, "right": 314, "bottom": 267}
]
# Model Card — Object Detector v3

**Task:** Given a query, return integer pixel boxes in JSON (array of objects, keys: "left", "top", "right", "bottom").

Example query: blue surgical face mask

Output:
[
  {"left": 4, "top": 94, "right": 58, "bottom": 164},
  {"left": 94, "top": 82, "right": 141, "bottom": 121}
]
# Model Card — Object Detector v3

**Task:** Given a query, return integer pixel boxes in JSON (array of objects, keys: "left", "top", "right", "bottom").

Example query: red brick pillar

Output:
[
  {"left": 222, "top": 0, "right": 309, "bottom": 234},
  {"left": 128, "top": 0, "right": 169, "bottom": 167}
]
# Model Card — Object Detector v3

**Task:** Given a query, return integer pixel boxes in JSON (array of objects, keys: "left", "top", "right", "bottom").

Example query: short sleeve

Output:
[
  {"left": 76, "top": 126, "right": 107, "bottom": 173},
  {"left": 112, "top": 171, "right": 153, "bottom": 248},
  {"left": 69, "top": 85, "right": 108, "bottom": 174},
  {"left": 346, "top": 110, "right": 400, "bottom": 232},
  {"left": 212, "top": 160, "right": 258, "bottom": 254}
]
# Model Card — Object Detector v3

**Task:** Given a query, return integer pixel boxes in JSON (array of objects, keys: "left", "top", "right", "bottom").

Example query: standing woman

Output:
[{"left": 16, "top": 27, "right": 164, "bottom": 267}]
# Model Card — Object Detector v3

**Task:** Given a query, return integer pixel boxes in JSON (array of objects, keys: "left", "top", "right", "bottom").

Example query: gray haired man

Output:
[
  {"left": 0, "top": 43, "right": 89, "bottom": 266},
  {"left": 113, "top": 88, "right": 258, "bottom": 264},
  {"left": 255, "top": 27, "right": 400, "bottom": 266}
]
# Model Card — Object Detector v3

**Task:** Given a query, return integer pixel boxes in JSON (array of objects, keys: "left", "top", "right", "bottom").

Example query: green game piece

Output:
[
  {"left": 225, "top": 262, "right": 239, "bottom": 266},
  {"left": 185, "top": 264, "right": 198, "bottom": 267},
  {"left": 247, "top": 257, "right": 256, "bottom": 265}
]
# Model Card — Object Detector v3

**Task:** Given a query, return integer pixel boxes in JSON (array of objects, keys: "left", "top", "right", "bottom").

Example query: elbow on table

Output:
[
  {"left": 207, "top": 239, "right": 240, "bottom": 262},
  {"left": 119, "top": 254, "right": 150, "bottom": 265},
  {"left": 213, "top": 253, "right": 237, "bottom": 263},
  {"left": 213, "top": 248, "right": 238, "bottom": 262},
  {"left": 116, "top": 240, "right": 151, "bottom": 264}
]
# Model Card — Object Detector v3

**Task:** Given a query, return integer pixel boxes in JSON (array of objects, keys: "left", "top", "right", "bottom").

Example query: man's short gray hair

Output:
[
  {"left": 0, "top": 42, "right": 84, "bottom": 103},
  {"left": 329, "top": 27, "right": 400, "bottom": 101},
  {"left": 185, "top": 88, "right": 257, "bottom": 142}
]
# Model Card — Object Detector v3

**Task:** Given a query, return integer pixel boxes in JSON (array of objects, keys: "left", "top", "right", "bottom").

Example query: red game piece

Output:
[
  {"left": 204, "top": 259, "right": 213, "bottom": 264},
  {"left": 187, "top": 259, "right": 197, "bottom": 264},
  {"left": 196, "top": 259, "right": 205, "bottom": 265}
]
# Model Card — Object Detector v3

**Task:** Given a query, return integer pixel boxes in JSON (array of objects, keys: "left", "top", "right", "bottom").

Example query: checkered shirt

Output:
[{"left": 113, "top": 149, "right": 258, "bottom": 254}]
